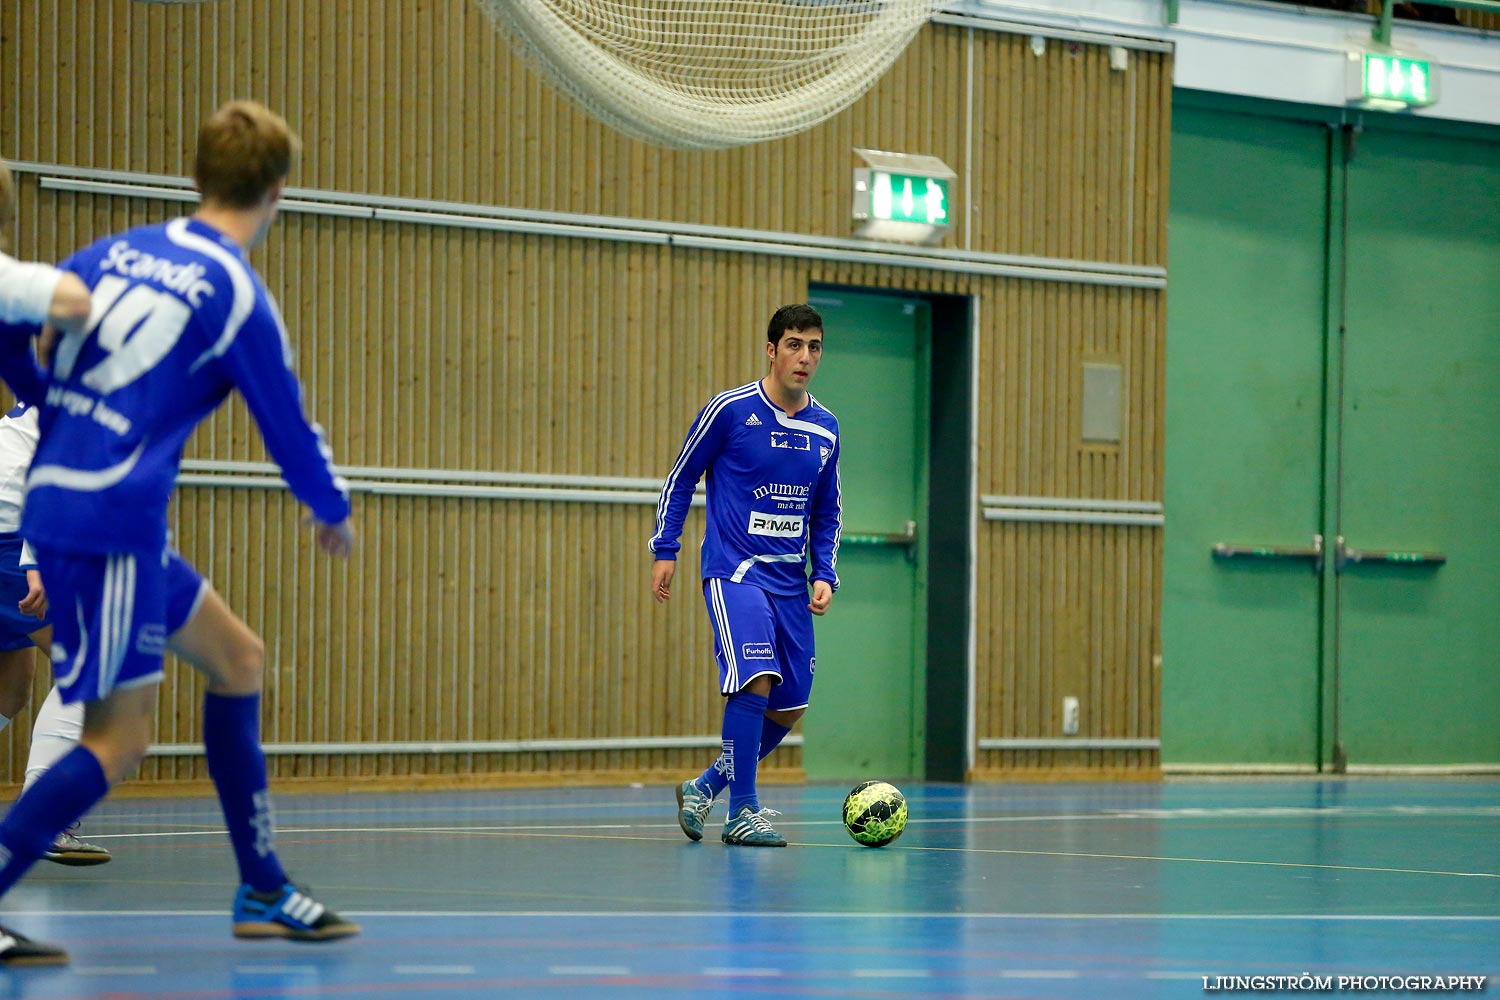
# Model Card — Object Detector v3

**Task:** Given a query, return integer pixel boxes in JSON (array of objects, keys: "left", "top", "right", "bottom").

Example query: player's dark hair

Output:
[
  {"left": 766, "top": 304, "right": 823, "bottom": 347},
  {"left": 194, "top": 101, "right": 300, "bottom": 209}
]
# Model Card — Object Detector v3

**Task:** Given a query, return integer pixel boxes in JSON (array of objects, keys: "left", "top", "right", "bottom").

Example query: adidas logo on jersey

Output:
[{"left": 745, "top": 413, "right": 762, "bottom": 426}]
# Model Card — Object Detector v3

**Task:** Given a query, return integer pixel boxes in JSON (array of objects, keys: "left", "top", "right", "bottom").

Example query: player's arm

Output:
[
  {"left": 648, "top": 401, "right": 726, "bottom": 602},
  {"left": 807, "top": 436, "right": 842, "bottom": 614},
  {"left": 16, "top": 540, "right": 45, "bottom": 619},
  {"left": 0, "top": 254, "right": 86, "bottom": 404},
  {"left": 220, "top": 300, "right": 353, "bottom": 555},
  {"left": 44, "top": 273, "right": 91, "bottom": 333},
  {"left": 0, "top": 253, "right": 88, "bottom": 331}
]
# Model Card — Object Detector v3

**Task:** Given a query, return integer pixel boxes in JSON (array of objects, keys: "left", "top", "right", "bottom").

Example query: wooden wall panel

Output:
[
  {"left": 0, "top": 2, "right": 1172, "bottom": 786},
  {"left": 2, "top": 2, "right": 1164, "bottom": 268}
]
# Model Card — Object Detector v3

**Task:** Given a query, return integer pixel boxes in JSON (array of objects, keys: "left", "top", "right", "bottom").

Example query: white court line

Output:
[
  {"left": 1002, "top": 970, "right": 1079, "bottom": 979},
  {"left": 77, "top": 823, "right": 637, "bottom": 840},
  {"left": 77, "top": 803, "right": 1500, "bottom": 840},
  {"left": 10, "top": 910, "right": 1500, "bottom": 922},
  {"left": 548, "top": 966, "right": 631, "bottom": 976},
  {"left": 393, "top": 965, "right": 475, "bottom": 975},
  {"left": 73, "top": 966, "right": 156, "bottom": 975}
]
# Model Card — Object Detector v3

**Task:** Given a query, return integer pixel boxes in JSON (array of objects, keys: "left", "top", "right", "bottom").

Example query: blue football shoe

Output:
[
  {"left": 676, "top": 779, "right": 717, "bottom": 841},
  {"left": 232, "top": 882, "right": 361, "bottom": 941},
  {"left": 721, "top": 805, "right": 787, "bottom": 847}
]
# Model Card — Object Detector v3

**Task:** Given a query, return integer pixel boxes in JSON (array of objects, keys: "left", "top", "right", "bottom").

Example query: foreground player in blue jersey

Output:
[
  {"left": 651, "top": 304, "right": 842, "bottom": 847},
  {"left": 0, "top": 102, "right": 358, "bottom": 966}
]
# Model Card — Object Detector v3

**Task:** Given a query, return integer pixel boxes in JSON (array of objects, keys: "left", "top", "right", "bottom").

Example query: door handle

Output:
[
  {"left": 1333, "top": 535, "right": 1446, "bottom": 573},
  {"left": 843, "top": 520, "right": 918, "bottom": 562},
  {"left": 1211, "top": 533, "right": 1324, "bottom": 574}
]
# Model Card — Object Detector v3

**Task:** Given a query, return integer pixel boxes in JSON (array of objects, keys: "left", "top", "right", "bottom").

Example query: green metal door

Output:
[
  {"left": 1336, "top": 129, "right": 1500, "bottom": 765},
  {"left": 1167, "top": 101, "right": 1500, "bottom": 768},
  {"left": 799, "top": 288, "right": 929, "bottom": 780},
  {"left": 1163, "top": 109, "right": 1331, "bottom": 766}
]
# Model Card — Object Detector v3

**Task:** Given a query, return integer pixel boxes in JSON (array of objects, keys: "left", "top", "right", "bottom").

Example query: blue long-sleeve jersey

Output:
[
  {"left": 651, "top": 380, "right": 841, "bottom": 597},
  {"left": 0, "top": 216, "right": 349, "bottom": 556}
]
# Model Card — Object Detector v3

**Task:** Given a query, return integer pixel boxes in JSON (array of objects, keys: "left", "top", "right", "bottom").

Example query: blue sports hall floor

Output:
[{"left": 0, "top": 778, "right": 1494, "bottom": 999}]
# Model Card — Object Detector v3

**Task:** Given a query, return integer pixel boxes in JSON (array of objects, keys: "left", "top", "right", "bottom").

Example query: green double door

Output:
[
  {"left": 798, "top": 289, "right": 930, "bottom": 780},
  {"left": 1165, "top": 106, "right": 1500, "bottom": 767}
]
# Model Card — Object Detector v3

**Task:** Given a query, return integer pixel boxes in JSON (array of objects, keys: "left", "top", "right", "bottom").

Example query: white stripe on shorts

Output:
[
  {"left": 708, "top": 578, "right": 738, "bottom": 694},
  {"left": 100, "top": 554, "right": 135, "bottom": 699}
]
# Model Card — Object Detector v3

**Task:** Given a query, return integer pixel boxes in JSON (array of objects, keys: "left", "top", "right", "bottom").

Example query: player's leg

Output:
[
  {"left": 0, "top": 646, "right": 33, "bottom": 731},
  {"left": 0, "top": 548, "right": 164, "bottom": 965},
  {"left": 761, "top": 589, "right": 815, "bottom": 763},
  {"left": 677, "top": 577, "right": 778, "bottom": 839},
  {"left": 689, "top": 590, "right": 812, "bottom": 807},
  {"left": 165, "top": 557, "right": 358, "bottom": 942},
  {"left": 697, "top": 579, "right": 786, "bottom": 847},
  {"left": 0, "top": 534, "right": 42, "bottom": 728},
  {"left": 0, "top": 685, "right": 150, "bottom": 967},
  {"left": 19, "top": 625, "right": 111, "bottom": 866},
  {"left": 0, "top": 550, "right": 109, "bottom": 866},
  {"left": 692, "top": 704, "right": 803, "bottom": 803}
]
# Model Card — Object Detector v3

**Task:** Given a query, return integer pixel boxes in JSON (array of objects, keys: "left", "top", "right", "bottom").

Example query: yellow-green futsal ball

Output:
[{"left": 842, "top": 780, "right": 908, "bottom": 847}]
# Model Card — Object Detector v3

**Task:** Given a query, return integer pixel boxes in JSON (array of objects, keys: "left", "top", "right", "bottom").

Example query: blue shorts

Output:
[
  {"left": 702, "top": 577, "right": 816, "bottom": 712},
  {"left": 0, "top": 534, "right": 49, "bottom": 651},
  {"left": 37, "top": 545, "right": 209, "bottom": 705}
]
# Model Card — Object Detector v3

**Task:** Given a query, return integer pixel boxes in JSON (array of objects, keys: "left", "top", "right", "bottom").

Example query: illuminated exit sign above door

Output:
[
  {"left": 1347, "top": 50, "right": 1438, "bottom": 111},
  {"left": 864, "top": 171, "right": 950, "bottom": 225},
  {"left": 852, "top": 148, "right": 956, "bottom": 245}
]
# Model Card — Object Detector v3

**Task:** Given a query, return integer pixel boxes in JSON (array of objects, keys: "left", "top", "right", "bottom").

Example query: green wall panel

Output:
[
  {"left": 1166, "top": 98, "right": 1500, "bottom": 767},
  {"left": 1163, "top": 109, "right": 1330, "bottom": 765},
  {"left": 1338, "top": 129, "right": 1500, "bottom": 764}
]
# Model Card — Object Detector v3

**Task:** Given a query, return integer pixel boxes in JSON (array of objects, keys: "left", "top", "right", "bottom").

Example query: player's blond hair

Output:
[
  {"left": 0, "top": 161, "right": 15, "bottom": 250},
  {"left": 194, "top": 100, "right": 301, "bottom": 209}
]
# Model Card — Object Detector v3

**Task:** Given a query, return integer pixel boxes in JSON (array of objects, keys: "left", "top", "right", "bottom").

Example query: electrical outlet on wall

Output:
[{"left": 1062, "top": 696, "right": 1080, "bottom": 735}]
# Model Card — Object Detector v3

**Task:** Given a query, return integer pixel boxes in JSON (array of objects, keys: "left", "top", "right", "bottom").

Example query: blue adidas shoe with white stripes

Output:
[
  {"left": 676, "top": 779, "right": 717, "bottom": 841},
  {"left": 721, "top": 805, "right": 787, "bottom": 847},
  {"left": 232, "top": 882, "right": 361, "bottom": 941}
]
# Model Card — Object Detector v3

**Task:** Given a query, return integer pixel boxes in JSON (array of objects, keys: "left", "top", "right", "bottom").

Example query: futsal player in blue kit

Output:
[
  {"left": 0, "top": 101, "right": 358, "bottom": 965},
  {"left": 651, "top": 304, "right": 842, "bottom": 847}
]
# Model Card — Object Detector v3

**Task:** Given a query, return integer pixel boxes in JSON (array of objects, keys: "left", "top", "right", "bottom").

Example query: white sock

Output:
[{"left": 23, "top": 687, "right": 84, "bottom": 794}]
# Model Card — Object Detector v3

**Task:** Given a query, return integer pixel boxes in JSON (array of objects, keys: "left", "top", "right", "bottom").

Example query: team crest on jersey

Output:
[
  {"left": 770, "top": 431, "right": 810, "bottom": 451},
  {"left": 819, "top": 445, "right": 831, "bottom": 471},
  {"left": 745, "top": 413, "right": 762, "bottom": 426}
]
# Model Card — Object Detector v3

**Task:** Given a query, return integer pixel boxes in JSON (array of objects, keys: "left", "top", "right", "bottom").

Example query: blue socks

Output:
[
  {"left": 713, "top": 692, "right": 770, "bottom": 816},
  {"left": 203, "top": 691, "right": 286, "bottom": 892},
  {"left": 0, "top": 745, "right": 109, "bottom": 896},
  {"left": 699, "top": 714, "right": 794, "bottom": 800},
  {"left": 758, "top": 718, "right": 793, "bottom": 761}
]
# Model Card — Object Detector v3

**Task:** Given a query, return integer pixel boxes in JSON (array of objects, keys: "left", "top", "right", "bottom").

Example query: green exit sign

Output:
[
  {"left": 1348, "top": 51, "right": 1438, "bottom": 110},
  {"left": 852, "top": 150, "right": 956, "bottom": 245},
  {"left": 864, "top": 171, "right": 950, "bottom": 225}
]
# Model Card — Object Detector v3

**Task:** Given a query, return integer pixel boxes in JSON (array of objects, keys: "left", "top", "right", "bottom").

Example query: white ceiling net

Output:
[{"left": 476, "top": 0, "right": 941, "bottom": 150}]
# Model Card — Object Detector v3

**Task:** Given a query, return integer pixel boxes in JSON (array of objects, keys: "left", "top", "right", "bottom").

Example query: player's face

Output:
[{"left": 766, "top": 327, "right": 823, "bottom": 396}]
